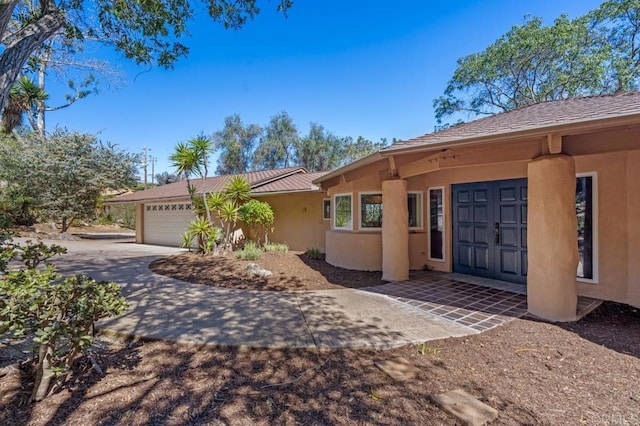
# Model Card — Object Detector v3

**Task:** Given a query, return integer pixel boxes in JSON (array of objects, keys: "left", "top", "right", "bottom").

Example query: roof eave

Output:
[
  {"left": 312, "top": 152, "right": 384, "bottom": 184},
  {"left": 381, "top": 112, "right": 640, "bottom": 156}
]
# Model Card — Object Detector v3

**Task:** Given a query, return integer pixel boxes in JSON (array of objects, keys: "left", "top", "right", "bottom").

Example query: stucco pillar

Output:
[
  {"left": 135, "top": 203, "right": 144, "bottom": 244},
  {"left": 527, "top": 155, "right": 578, "bottom": 321},
  {"left": 382, "top": 179, "right": 409, "bottom": 281}
]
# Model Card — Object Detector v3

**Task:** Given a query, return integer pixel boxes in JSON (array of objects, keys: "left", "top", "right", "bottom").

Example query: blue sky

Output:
[{"left": 47, "top": 0, "right": 603, "bottom": 179}]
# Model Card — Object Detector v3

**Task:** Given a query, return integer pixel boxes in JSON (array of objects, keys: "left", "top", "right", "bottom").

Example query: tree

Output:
[
  {"left": 0, "top": 130, "right": 138, "bottom": 232},
  {"left": 214, "top": 114, "right": 262, "bottom": 175},
  {"left": 294, "top": 122, "right": 341, "bottom": 172},
  {"left": 338, "top": 136, "right": 388, "bottom": 167},
  {"left": 1, "top": 75, "right": 47, "bottom": 133},
  {"left": 154, "top": 171, "right": 180, "bottom": 186},
  {"left": 433, "top": 1, "right": 640, "bottom": 125},
  {"left": 253, "top": 111, "right": 299, "bottom": 170},
  {"left": 0, "top": 1, "right": 293, "bottom": 114}
]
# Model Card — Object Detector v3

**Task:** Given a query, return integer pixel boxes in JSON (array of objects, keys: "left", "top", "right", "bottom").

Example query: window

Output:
[
  {"left": 428, "top": 187, "right": 445, "bottom": 261},
  {"left": 333, "top": 194, "right": 353, "bottom": 230},
  {"left": 360, "top": 193, "right": 383, "bottom": 229},
  {"left": 576, "top": 173, "right": 598, "bottom": 282},
  {"left": 322, "top": 198, "right": 331, "bottom": 220},
  {"left": 408, "top": 192, "right": 423, "bottom": 229}
]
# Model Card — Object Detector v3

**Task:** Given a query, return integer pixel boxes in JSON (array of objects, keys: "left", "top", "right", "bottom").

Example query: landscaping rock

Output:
[
  {"left": 245, "top": 263, "right": 272, "bottom": 278},
  {"left": 431, "top": 388, "right": 498, "bottom": 426},
  {"left": 375, "top": 357, "right": 421, "bottom": 381}
]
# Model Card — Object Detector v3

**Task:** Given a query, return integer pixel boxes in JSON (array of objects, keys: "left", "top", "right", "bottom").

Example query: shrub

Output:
[
  {"left": 96, "top": 212, "right": 114, "bottom": 225},
  {"left": 305, "top": 247, "right": 322, "bottom": 259},
  {"left": 236, "top": 241, "right": 262, "bottom": 261},
  {"left": 0, "top": 235, "right": 127, "bottom": 401},
  {"left": 264, "top": 242, "right": 288, "bottom": 253},
  {"left": 238, "top": 199, "right": 274, "bottom": 246},
  {"left": 185, "top": 217, "right": 222, "bottom": 254}
]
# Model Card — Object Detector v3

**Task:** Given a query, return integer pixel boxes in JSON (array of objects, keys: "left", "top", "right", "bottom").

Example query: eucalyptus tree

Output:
[
  {"left": 253, "top": 111, "right": 299, "bottom": 170},
  {"left": 214, "top": 114, "right": 262, "bottom": 175}
]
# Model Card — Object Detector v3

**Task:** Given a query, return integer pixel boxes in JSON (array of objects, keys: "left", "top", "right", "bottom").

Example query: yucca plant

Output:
[
  {"left": 224, "top": 176, "right": 251, "bottom": 205},
  {"left": 186, "top": 217, "right": 221, "bottom": 254}
]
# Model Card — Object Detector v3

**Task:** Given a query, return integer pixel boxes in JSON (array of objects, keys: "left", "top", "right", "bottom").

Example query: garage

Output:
[{"left": 143, "top": 202, "right": 195, "bottom": 246}]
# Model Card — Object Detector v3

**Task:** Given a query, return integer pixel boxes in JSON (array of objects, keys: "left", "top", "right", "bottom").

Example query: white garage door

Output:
[{"left": 143, "top": 202, "right": 195, "bottom": 247}]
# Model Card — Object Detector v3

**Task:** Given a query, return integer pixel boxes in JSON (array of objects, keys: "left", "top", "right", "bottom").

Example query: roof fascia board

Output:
[{"left": 381, "top": 113, "right": 640, "bottom": 156}]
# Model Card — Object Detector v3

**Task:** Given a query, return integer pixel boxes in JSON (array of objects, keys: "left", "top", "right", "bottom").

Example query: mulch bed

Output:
[
  {"left": 149, "top": 251, "right": 387, "bottom": 291},
  {"left": 1, "top": 302, "right": 639, "bottom": 425}
]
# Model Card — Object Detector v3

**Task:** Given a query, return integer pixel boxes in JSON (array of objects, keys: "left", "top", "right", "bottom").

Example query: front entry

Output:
[{"left": 452, "top": 179, "right": 528, "bottom": 285}]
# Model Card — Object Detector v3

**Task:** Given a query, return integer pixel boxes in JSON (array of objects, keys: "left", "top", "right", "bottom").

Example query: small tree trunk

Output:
[{"left": 32, "top": 343, "right": 55, "bottom": 402}]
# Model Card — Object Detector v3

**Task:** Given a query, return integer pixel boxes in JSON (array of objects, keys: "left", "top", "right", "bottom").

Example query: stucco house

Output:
[
  {"left": 313, "top": 92, "right": 640, "bottom": 322},
  {"left": 112, "top": 167, "right": 329, "bottom": 251}
]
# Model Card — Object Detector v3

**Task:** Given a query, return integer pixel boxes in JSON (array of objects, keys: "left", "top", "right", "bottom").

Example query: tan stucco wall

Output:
[
  {"left": 527, "top": 155, "right": 578, "bottom": 321},
  {"left": 135, "top": 203, "right": 144, "bottom": 244},
  {"left": 254, "top": 192, "right": 329, "bottom": 252},
  {"left": 382, "top": 179, "right": 409, "bottom": 281},
  {"left": 326, "top": 230, "right": 382, "bottom": 271},
  {"left": 626, "top": 149, "right": 640, "bottom": 307}
]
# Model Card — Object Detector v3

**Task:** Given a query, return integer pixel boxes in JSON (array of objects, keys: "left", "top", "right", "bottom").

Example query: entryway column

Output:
[
  {"left": 382, "top": 179, "right": 409, "bottom": 281},
  {"left": 527, "top": 154, "right": 578, "bottom": 321}
]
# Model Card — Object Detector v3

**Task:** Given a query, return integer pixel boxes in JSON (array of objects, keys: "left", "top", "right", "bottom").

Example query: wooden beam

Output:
[
  {"left": 342, "top": 159, "right": 389, "bottom": 183},
  {"left": 388, "top": 155, "right": 397, "bottom": 177},
  {"left": 546, "top": 133, "right": 563, "bottom": 154}
]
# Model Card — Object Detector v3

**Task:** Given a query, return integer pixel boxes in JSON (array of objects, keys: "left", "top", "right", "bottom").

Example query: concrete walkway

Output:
[{"left": 47, "top": 239, "right": 474, "bottom": 349}]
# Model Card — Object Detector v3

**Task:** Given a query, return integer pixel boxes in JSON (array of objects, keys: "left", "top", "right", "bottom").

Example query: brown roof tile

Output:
[
  {"left": 386, "top": 92, "right": 640, "bottom": 151},
  {"left": 112, "top": 167, "right": 310, "bottom": 203},
  {"left": 252, "top": 171, "right": 327, "bottom": 194}
]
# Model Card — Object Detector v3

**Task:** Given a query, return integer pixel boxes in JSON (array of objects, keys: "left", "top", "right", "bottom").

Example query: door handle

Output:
[{"left": 494, "top": 222, "right": 500, "bottom": 245}]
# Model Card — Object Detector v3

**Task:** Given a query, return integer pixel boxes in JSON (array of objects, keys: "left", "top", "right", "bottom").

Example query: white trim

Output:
[
  {"left": 408, "top": 191, "right": 424, "bottom": 230},
  {"left": 322, "top": 198, "right": 331, "bottom": 221},
  {"left": 576, "top": 172, "right": 599, "bottom": 284},
  {"left": 427, "top": 186, "right": 446, "bottom": 262},
  {"left": 358, "top": 191, "right": 383, "bottom": 231},
  {"left": 333, "top": 193, "right": 353, "bottom": 230}
]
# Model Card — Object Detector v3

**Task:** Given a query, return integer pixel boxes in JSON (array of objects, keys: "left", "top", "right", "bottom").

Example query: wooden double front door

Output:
[{"left": 452, "top": 179, "right": 528, "bottom": 285}]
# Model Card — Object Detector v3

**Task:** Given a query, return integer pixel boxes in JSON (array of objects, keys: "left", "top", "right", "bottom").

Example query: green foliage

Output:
[
  {"left": 236, "top": 241, "right": 262, "bottom": 261},
  {"left": 154, "top": 171, "right": 180, "bottom": 186},
  {"left": 305, "top": 247, "right": 322, "bottom": 259},
  {"left": 185, "top": 217, "right": 222, "bottom": 254},
  {"left": 294, "top": 122, "right": 342, "bottom": 172},
  {"left": 0, "top": 130, "right": 138, "bottom": 232},
  {"left": 215, "top": 114, "right": 262, "bottom": 175},
  {"left": 417, "top": 342, "right": 440, "bottom": 356},
  {"left": 253, "top": 111, "right": 299, "bottom": 169},
  {"left": 263, "top": 242, "right": 288, "bottom": 253},
  {"left": 96, "top": 213, "right": 114, "bottom": 225},
  {"left": 224, "top": 176, "right": 252, "bottom": 205},
  {"left": 0, "top": 184, "right": 36, "bottom": 226},
  {"left": 434, "top": 1, "right": 640, "bottom": 125},
  {"left": 238, "top": 199, "right": 275, "bottom": 246},
  {"left": 0, "top": 237, "right": 127, "bottom": 401},
  {"left": 338, "top": 136, "right": 389, "bottom": 167}
]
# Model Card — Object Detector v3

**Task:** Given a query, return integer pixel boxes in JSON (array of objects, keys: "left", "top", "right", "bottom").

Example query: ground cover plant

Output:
[{"left": 0, "top": 302, "right": 638, "bottom": 424}]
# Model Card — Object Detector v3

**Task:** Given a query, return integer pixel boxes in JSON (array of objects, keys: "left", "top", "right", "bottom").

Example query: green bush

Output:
[
  {"left": 122, "top": 211, "right": 136, "bottom": 229},
  {"left": 238, "top": 199, "right": 274, "bottom": 246},
  {"left": 305, "top": 247, "right": 322, "bottom": 259},
  {"left": 263, "top": 242, "right": 288, "bottom": 253},
  {"left": 236, "top": 241, "right": 262, "bottom": 261},
  {"left": 0, "top": 235, "right": 127, "bottom": 401},
  {"left": 96, "top": 212, "right": 114, "bottom": 225}
]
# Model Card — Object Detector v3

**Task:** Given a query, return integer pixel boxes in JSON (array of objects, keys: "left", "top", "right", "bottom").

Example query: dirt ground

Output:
[
  {"left": 150, "top": 251, "right": 387, "bottom": 291},
  {"left": 1, "top": 302, "right": 638, "bottom": 425}
]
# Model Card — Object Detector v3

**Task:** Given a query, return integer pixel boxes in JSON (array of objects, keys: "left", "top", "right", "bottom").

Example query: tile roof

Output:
[
  {"left": 252, "top": 171, "right": 327, "bottom": 194},
  {"left": 112, "top": 167, "right": 321, "bottom": 203},
  {"left": 385, "top": 92, "right": 640, "bottom": 152}
]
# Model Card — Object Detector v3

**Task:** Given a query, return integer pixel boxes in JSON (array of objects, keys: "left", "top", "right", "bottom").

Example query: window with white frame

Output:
[
  {"left": 428, "top": 187, "right": 445, "bottom": 261},
  {"left": 576, "top": 173, "right": 598, "bottom": 282},
  {"left": 408, "top": 192, "right": 423, "bottom": 229},
  {"left": 333, "top": 194, "right": 353, "bottom": 230},
  {"left": 360, "top": 193, "right": 383, "bottom": 229}
]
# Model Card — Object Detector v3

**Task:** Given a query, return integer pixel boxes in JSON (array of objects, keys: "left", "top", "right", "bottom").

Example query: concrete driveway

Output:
[{"left": 46, "top": 238, "right": 474, "bottom": 349}]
